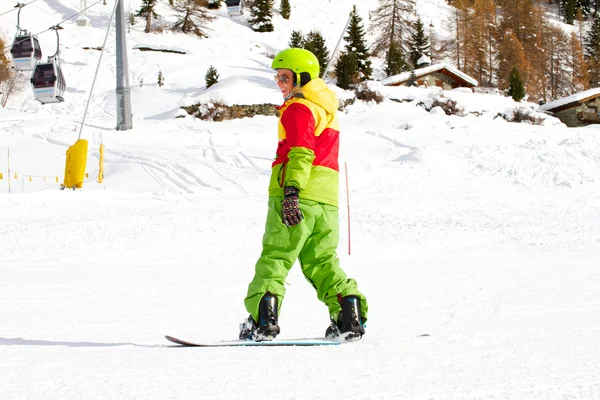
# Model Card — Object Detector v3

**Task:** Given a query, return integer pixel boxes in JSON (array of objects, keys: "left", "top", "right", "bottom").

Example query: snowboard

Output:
[{"left": 165, "top": 335, "right": 342, "bottom": 347}]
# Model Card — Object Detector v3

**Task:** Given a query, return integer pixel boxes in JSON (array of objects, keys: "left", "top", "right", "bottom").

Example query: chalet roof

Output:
[
  {"left": 538, "top": 88, "right": 600, "bottom": 113},
  {"left": 380, "top": 63, "right": 478, "bottom": 87}
]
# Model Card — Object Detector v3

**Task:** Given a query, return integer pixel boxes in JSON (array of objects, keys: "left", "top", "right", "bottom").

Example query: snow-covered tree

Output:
[
  {"left": 249, "top": 0, "right": 274, "bottom": 32},
  {"left": 408, "top": 16, "right": 430, "bottom": 69}
]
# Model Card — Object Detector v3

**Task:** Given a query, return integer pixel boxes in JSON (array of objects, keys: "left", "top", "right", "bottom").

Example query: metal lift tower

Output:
[{"left": 115, "top": 0, "right": 132, "bottom": 130}]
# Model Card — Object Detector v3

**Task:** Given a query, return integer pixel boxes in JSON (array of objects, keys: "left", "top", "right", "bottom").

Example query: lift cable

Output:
[
  {"left": 3, "top": 0, "right": 106, "bottom": 58},
  {"left": 78, "top": 0, "right": 118, "bottom": 141},
  {"left": 0, "top": 0, "right": 41, "bottom": 18}
]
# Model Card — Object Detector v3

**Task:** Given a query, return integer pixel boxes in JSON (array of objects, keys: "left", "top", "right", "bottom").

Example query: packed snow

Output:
[{"left": 1, "top": 0, "right": 599, "bottom": 399}]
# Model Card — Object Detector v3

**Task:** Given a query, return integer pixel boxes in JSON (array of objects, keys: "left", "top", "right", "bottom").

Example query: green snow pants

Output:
[{"left": 244, "top": 197, "right": 368, "bottom": 323}]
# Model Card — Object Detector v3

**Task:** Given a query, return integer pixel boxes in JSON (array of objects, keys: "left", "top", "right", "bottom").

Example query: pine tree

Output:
[
  {"left": 205, "top": 65, "right": 219, "bottom": 88},
  {"left": 158, "top": 70, "right": 165, "bottom": 87},
  {"left": 343, "top": 5, "right": 372, "bottom": 80},
  {"left": 303, "top": 31, "right": 329, "bottom": 72},
  {"left": 334, "top": 52, "right": 359, "bottom": 90},
  {"left": 562, "top": 0, "right": 592, "bottom": 23},
  {"left": 289, "top": 30, "right": 304, "bottom": 48},
  {"left": 585, "top": 14, "right": 600, "bottom": 87},
  {"left": 280, "top": 0, "right": 291, "bottom": 20},
  {"left": 507, "top": 66, "right": 525, "bottom": 102},
  {"left": 384, "top": 41, "right": 406, "bottom": 76},
  {"left": 562, "top": 0, "right": 578, "bottom": 24},
  {"left": 171, "top": 0, "right": 215, "bottom": 37},
  {"left": 249, "top": 0, "right": 274, "bottom": 32},
  {"left": 136, "top": 0, "right": 160, "bottom": 33},
  {"left": 577, "top": 0, "right": 592, "bottom": 16},
  {"left": 408, "top": 16, "right": 430, "bottom": 68}
]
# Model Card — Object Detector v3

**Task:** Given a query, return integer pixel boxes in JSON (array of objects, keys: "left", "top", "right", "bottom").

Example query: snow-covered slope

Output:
[{"left": 1, "top": 1, "right": 599, "bottom": 399}]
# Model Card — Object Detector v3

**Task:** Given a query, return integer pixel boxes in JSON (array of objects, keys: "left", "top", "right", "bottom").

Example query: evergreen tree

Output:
[
  {"left": 562, "top": 0, "right": 592, "bottom": 23},
  {"left": 334, "top": 52, "right": 359, "bottom": 90},
  {"left": 577, "top": 0, "right": 592, "bottom": 16},
  {"left": 303, "top": 31, "right": 329, "bottom": 72},
  {"left": 249, "top": 0, "right": 275, "bottom": 32},
  {"left": 408, "top": 16, "right": 431, "bottom": 68},
  {"left": 205, "top": 65, "right": 219, "bottom": 88},
  {"left": 507, "top": 66, "right": 525, "bottom": 102},
  {"left": 343, "top": 5, "right": 372, "bottom": 80},
  {"left": 384, "top": 41, "right": 406, "bottom": 76},
  {"left": 289, "top": 30, "right": 304, "bottom": 48},
  {"left": 280, "top": 0, "right": 291, "bottom": 20},
  {"left": 585, "top": 14, "right": 600, "bottom": 86},
  {"left": 171, "top": 0, "right": 215, "bottom": 37},
  {"left": 561, "top": 0, "right": 578, "bottom": 24},
  {"left": 136, "top": 0, "right": 160, "bottom": 33},
  {"left": 158, "top": 70, "right": 165, "bottom": 87}
]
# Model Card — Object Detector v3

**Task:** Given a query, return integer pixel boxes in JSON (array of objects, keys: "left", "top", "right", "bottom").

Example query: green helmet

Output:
[{"left": 272, "top": 48, "right": 320, "bottom": 85}]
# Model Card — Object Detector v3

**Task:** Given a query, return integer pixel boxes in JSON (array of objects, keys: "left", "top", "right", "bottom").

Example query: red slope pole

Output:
[{"left": 345, "top": 162, "right": 351, "bottom": 255}]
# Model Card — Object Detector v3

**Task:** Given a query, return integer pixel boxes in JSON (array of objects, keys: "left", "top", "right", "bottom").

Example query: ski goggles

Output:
[{"left": 274, "top": 74, "right": 291, "bottom": 84}]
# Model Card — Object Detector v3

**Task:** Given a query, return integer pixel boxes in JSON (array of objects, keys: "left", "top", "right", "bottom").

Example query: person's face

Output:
[{"left": 274, "top": 69, "right": 294, "bottom": 98}]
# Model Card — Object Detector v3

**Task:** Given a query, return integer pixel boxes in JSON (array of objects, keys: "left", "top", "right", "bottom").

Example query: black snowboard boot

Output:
[
  {"left": 239, "top": 292, "right": 280, "bottom": 342},
  {"left": 325, "top": 295, "right": 365, "bottom": 341}
]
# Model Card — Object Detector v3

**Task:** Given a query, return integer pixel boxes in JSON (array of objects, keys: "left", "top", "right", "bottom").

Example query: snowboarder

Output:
[{"left": 239, "top": 48, "right": 368, "bottom": 342}]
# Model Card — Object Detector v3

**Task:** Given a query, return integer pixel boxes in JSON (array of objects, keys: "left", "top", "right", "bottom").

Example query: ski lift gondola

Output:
[
  {"left": 31, "top": 26, "right": 66, "bottom": 104},
  {"left": 226, "top": 0, "right": 243, "bottom": 16},
  {"left": 10, "top": 3, "right": 42, "bottom": 71},
  {"left": 10, "top": 34, "right": 42, "bottom": 71}
]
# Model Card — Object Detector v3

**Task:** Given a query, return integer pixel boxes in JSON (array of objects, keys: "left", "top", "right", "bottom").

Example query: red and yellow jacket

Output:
[{"left": 268, "top": 78, "right": 340, "bottom": 207}]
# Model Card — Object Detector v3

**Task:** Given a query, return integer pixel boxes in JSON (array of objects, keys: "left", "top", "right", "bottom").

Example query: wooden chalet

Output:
[
  {"left": 380, "top": 63, "right": 478, "bottom": 90},
  {"left": 538, "top": 88, "right": 600, "bottom": 127}
]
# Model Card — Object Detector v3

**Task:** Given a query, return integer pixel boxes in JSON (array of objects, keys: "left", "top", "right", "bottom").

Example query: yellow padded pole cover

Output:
[{"left": 63, "top": 139, "right": 88, "bottom": 189}]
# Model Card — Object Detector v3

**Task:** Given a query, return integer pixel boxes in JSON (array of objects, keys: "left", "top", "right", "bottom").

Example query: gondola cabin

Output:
[
  {"left": 226, "top": 0, "right": 243, "bottom": 16},
  {"left": 31, "top": 59, "right": 66, "bottom": 104},
  {"left": 10, "top": 34, "right": 42, "bottom": 71}
]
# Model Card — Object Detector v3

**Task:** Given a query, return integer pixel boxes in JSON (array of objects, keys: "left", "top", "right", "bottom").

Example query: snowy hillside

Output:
[{"left": 1, "top": 1, "right": 600, "bottom": 399}]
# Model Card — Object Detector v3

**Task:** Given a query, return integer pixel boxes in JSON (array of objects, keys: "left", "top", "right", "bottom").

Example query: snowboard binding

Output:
[
  {"left": 239, "top": 292, "right": 280, "bottom": 342},
  {"left": 325, "top": 295, "right": 365, "bottom": 341}
]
